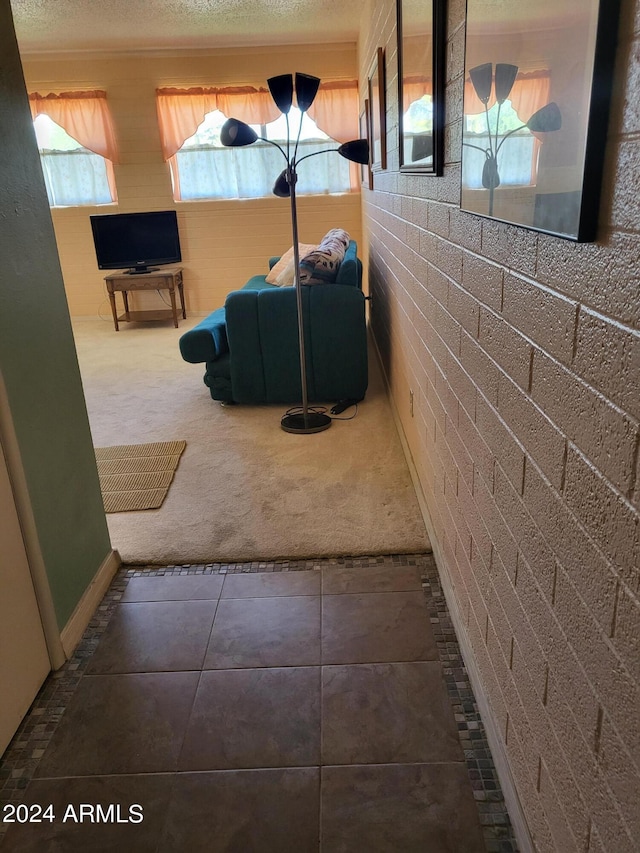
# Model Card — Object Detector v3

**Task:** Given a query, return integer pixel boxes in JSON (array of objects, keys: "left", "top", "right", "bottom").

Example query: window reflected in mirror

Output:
[{"left": 460, "top": 0, "right": 620, "bottom": 241}]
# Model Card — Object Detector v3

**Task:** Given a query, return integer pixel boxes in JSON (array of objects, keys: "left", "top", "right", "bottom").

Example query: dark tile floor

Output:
[{"left": 0, "top": 555, "right": 517, "bottom": 852}]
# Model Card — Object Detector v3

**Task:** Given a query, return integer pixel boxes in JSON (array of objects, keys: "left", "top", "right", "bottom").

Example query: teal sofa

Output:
[{"left": 179, "top": 240, "right": 368, "bottom": 405}]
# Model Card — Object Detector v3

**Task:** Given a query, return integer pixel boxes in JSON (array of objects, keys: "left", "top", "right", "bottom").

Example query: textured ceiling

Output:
[{"left": 10, "top": 0, "right": 364, "bottom": 54}]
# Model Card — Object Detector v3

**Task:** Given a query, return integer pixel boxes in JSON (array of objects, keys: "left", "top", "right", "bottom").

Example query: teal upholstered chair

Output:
[{"left": 179, "top": 240, "right": 368, "bottom": 405}]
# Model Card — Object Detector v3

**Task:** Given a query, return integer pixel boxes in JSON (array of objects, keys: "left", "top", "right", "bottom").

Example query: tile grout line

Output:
[{"left": 171, "top": 595, "right": 221, "bottom": 776}]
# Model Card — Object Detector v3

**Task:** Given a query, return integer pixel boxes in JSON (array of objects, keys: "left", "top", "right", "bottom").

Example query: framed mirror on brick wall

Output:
[
  {"left": 368, "top": 48, "right": 387, "bottom": 171},
  {"left": 397, "top": 0, "right": 447, "bottom": 175},
  {"left": 460, "top": 0, "right": 621, "bottom": 241}
]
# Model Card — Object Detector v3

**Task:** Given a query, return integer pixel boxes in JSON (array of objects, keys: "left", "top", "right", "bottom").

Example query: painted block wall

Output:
[
  {"left": 0, "top": 1, "right": 113, "bottom": 631},
  {"left": 21, "top": 45, "right": 362, "bottom": 318},
  {"left": 360, "top": 0, "right": 640, "bottom": 850}
]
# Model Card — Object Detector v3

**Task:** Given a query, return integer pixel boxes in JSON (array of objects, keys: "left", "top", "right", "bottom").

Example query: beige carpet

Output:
[
  {"left": 72, "top": 315, "right": 430, "bottom": 564},
  {"left": 96, "top": 441, "right": 186, "bottom": 513}
]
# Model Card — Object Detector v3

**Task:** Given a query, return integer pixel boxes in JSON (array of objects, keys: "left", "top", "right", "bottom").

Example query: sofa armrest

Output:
[
  {"left": 179, "top": 307, "right": 228, "bottom": 363},
  {"left": 268, "top": 256, "right": 281, "bottom": 270}
]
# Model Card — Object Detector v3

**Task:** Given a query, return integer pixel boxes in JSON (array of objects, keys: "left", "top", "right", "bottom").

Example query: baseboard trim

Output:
[
  {"left": 60, "top": 549, "right": 121, "bottom": 660},
  {"left": 369, "top": 331, "right": 534, "bottom": 853}
]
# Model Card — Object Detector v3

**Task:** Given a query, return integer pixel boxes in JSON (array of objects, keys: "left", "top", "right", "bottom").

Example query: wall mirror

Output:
[
  {"left": 359, "top": 99, "right": 373, "bottom": 189},
  {"left": 397, "top": 0, "right": 446, "bottom": 174},
  {"left": 368, "top": 49, "right": 387, "bottom": 171},
  {"left": 460, "top": 0, "right": 620, "bottom": 241}
]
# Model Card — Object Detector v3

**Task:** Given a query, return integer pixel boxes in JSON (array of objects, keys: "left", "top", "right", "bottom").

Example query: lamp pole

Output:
[
  {"left": 220, "top": 73, "right": 369, "bottom": 434},
  {"left": 284, "top": 162, "right": 317, "bottom": 433}
]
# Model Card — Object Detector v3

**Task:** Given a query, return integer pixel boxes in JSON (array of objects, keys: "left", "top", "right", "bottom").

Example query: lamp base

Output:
[{"left": 281, "top": 411, "right": 332, "bottom": 434}]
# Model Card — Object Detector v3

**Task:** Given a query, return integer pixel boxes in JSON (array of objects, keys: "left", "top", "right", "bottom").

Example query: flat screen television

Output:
[{"left": 90, "top": 210, "right": 181, "bottom": 274}]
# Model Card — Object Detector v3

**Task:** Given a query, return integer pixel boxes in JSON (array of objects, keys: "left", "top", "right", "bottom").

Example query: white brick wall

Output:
[{"left": 360, "top": 0, "right": 640, "bottom": 849}]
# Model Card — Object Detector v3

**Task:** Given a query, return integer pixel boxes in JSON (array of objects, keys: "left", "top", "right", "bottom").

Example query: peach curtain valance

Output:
[
  {"left": 29, "top": 90, "right": 119, "bottom": 163},
  {"left": 156, "top": 80, "right": 360, "bottom": 161},
  {"left": 156, "top": 86, "right": 281, "bottom": 161},
  {"left": 306, "top": 80, "right": 359, "bottom": 144},
  {"left": 306, "top": 81, "right": 360, "bottom": 192},
  {"left": 402, "top": 77, "right": 433, "bottom": 114},
  {"left": 463, "top": 70, "right": 551, "bottom": 126}
]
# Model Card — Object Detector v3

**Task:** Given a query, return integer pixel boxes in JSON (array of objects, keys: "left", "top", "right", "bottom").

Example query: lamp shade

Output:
[
  {"left": 272, "top": 169, "right": 291, "bottom": 197},
  {"left": 527, "top": 102, "right": 562, "bottom": 132},
  {"left": 337, "top": 138, "right": 369, "bottom": 165},
  {"left": 220, "top": 118, "right": 258, "bottom": 147},
  {"left": 495, "top": 63, "right": 518, "bottom": 104},
  {"left": 295, "top": 73, "right": 320, "bottom": 111},
  {"left": 268, "top": 74, "right": 294, "bottom": 113},
  {"left": 469, "top": 63, "right": 493, "bottom": 104}
]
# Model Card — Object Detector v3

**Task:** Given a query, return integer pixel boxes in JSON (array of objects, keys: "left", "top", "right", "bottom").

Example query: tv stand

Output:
[
  {"left": 125, "top": 266, "right": 159, "bottom": 275},
  {"left": 104, "top": 266, "right": 185, "bottom": 331}
]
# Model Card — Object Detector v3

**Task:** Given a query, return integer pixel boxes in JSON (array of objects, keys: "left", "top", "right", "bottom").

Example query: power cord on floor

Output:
[
  {"left": 97, "top": 295, "right": 114, "bottom": 323},
  {"left": 329, "top": 399, "right": 359, "bottom": 419},
  {"left": 282, "top": 402, "right": 359, "bottom": 422}
]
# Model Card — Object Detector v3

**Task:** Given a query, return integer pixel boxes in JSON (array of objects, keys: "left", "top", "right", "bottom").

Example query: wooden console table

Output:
[{"left": 104, "top": 266, "right": 186, "bottom": 331}]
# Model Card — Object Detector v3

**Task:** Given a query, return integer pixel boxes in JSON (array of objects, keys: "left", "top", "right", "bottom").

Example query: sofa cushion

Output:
[
  {"left": 265, "top": 243, "right": 317, "bottom": 284},
  {"left": 274, "top": 256, "right": 297, "bottom": 286},
  {"left": 298, "top": 229, "right": 350, "bottom": 285}
]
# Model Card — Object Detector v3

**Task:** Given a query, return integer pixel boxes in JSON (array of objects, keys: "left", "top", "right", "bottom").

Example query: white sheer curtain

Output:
[
  {"left": 175, "top": 140, "right": 350, "bottom": 200},
  {"left": 461, "top": 136, "right": 536, "bottom": 188},
  {"left": 39, "top": 150, "right": 113, "bottom": 206}
]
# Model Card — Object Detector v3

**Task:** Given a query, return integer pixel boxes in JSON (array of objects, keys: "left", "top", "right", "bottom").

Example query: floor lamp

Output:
[{"left": 220, "top": 73, "right": 369, "bottom": 434}]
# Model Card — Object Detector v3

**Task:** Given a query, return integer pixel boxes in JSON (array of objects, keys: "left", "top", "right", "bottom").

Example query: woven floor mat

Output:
[{"left": 95, "top": 441, "right": 186, "bottom": 513}]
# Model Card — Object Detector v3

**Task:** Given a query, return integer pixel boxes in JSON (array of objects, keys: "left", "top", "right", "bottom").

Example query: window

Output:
[
  {"left": 29, "top": 91, "right": 118, "bottom": 207},
  {"left": 156, "top": 82, "right": 360, "bottom": 202},
  {"left": 462, "top": 100, "right": 536, "bottom": 188},
  {"left": 33, "top": 115, "right": 114, "bottom": 206},
  {"left": 174, "top": 108, "right": 350, "bottom": 200}
]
